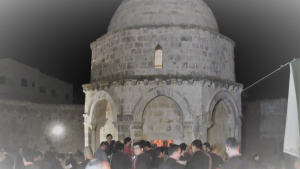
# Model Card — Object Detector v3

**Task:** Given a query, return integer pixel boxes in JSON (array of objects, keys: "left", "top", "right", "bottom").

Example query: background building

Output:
[
  {"left": 0, "top": 58, "right": 73, "bottom": 104},
  {"left": 83, "top": 0, "right": 243, "bottom": 159}
]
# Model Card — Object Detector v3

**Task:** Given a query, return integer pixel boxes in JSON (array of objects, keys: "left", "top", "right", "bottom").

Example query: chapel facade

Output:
[{"left": 83, "top": 0, "right": 243, "bottom": 157}]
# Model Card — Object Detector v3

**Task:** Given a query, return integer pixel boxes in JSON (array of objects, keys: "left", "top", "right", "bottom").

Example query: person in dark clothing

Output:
[
  {"left": 110, "top": 143, "right": 131, "bottom": 169},
  {"left": 220, "top": 137, "right": 247, "bottom": 169},
  {"left": 202, "top": 142, "right": 210, "bottom": 153},
  {"left": 54, "top": 153, "right": 65, "bottom": 169},
  {"left": 33, "top": 151, "right": 52, "bottom": 169},
  {"left": 78, "top": 147, "right": 93, "bottom": 169},
  {"left": 94, "top": 142, "right": 109, "bottom": 162},
  {"left": 105, "top": 134, "right": 114, "bottom": 156},
  {"left": 144, "top": 141, "right": 155, "bottom": 169},
  {"left": 23, "top": 148, "right": 39, "bottom": 169},
  {"left": 179, "top": 143, "right": 188, "bottom": 161},
  {"left": 15, "top": 147, "right": 25, "bottom": 169},
  {"left": 154, "top": 147, "right": 165, "bottom": 168},
  {"left": 65, "top": 152, "right": 77, "bottom": 169},
  {"left": 159, "top": 144, "right": 184, "bottom": 169},
  {"left": 162, "top": 141, "right": 169, "bottom": 156},
  {"left": 184, "top": 140, "right": 210, "bottom": 169},
  {"left": 209, "top": 145, "right": 224, "bottom": 169},
  {"left": 133, "top": 142, "right": 150, "bottom": 169},
  {"left": 44, "top": 147, "right": 62, "bottom": 169}
]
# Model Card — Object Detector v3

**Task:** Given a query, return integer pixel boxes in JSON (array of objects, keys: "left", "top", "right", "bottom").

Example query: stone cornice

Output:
[
  {"left": 91, "top": 24, "right": 235, "bottom": 49},
  {"left": 82, "top": 76, "right": 243, "bottom": 93}
]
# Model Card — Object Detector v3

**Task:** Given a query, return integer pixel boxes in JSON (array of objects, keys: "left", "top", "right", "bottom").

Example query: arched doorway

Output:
[
  {"left": 142, "top": 96, "right": 183, "bottom": 144},
  {"left": 92, "top": 100, "right": 118, "bottom": 150},
  {"left": 207, "top": 100, "right": 231, "bottom": 160}
]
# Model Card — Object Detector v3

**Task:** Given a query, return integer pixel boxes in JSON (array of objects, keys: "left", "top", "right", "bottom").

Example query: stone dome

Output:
[{"left": 108, "top": 0, "right": 219, "bottom": 32}]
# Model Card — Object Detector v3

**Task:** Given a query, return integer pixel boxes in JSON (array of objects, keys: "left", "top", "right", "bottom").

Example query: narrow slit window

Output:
[{"left": 155, "top": 45, "right": 163, "bottom": 69}]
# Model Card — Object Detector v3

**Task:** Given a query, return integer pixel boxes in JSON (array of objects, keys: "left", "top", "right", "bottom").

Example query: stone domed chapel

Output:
[{"left": 83, "top": 0, "right": 243, "bottom": 158}]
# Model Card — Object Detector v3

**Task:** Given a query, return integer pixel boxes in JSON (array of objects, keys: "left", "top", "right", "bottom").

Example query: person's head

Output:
[
  {"left": 163, "top": 140, "right": 168, "bottom": 147},
  {"left": 124, "top": 137, "right": 132, "bottom": 146},
  {"left": 19, "top": 147, "right": 23, "bottom": 155},
  {"left": 203, "top": 142, "right": 210, "bottom": 152},
  {"left": 34, "top": 151, "right": 43, "bottom": 161},
  {"left": 191, "top": 140, "right": 202, "bottom": 153},
  {"left": 23, "top": 148, "right": 35, "bottom": 166},
  {"left": 68, "top": 152, "right": 74, "bottom": 159},
  {"left": 50, "top": 147, "right": 56, "bottom": 153},
  {"left": 116, "top": 143, "right": 124, "bottom": 152},
  {"left": 133, "top": 142, "right": 143, "bottom": 156},
  {"left": 140, "top": 140, "right": 145, "bottom": 148},
  {"left": 225, "top": 137, "right": 240, "bottom": 157},
  {"left": 168, "top": 144, "right": 181, "bottom": 160},
  {"left": 144, "top": 141, "right": 151, "bottom": 151},
  {"left": 83, "top": 147, "right": 93, "bottom": 160},
  {"left": 180, "top": 143, "right": 187, "bottom": 155},
  {"left": 57, "top": 153, "right": 65, "bottom": 162},
  {"left": 210, "top": 144, "right": 218, "bottom": 154},
  {"left": 100, "top": 142, "right": 108, "bottom": 151},
  {"left": 106, "top": 134, "right": 113, "bottom": 143},
  {"left": 155, "top": 147, "right": 165, "bottom": 158},
  {"left": 86, "top": 158, "right": 111, "bottom": 169}
]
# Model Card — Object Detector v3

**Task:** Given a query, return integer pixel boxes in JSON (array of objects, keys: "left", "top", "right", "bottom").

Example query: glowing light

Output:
[{"left": 52, "top": 125, "right": 63, "bottom": 135}]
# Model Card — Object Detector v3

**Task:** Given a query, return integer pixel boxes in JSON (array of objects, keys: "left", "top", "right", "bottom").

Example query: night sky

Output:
[{"left": 0, "top": 0, "right": 300, "bottom": 104}]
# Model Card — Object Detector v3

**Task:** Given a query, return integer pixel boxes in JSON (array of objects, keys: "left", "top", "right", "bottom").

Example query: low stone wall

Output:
[
  {"left": 243, "top": 99, "right": 287, "bottom": 166},
  {"left": 0, "top": 98, "right": 84, "bottom": 154}
]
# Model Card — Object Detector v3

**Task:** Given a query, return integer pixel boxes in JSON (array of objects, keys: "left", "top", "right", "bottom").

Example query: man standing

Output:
[
  {"left": 220, "top": 137, "right": 247, "bottom": 169},
  {"left": 33, "top": 151, "right": 52, "bottom": 169},
  {"left": 144, "top": 141, "right": 155, "bottom": 168},
  {"left": 185, "top": 140, "right": 210, "bottom": 169},
  {"left": 154, "top": 147, "right": 165, "bottom": 168},
  {"left": 105, "top": 134, "right": 114, "bottom": 156},
  {"left": 78, "top": 147, "right": 93, "bottom": 169},
  {"left": 159, "top": 144, "right": 185, "bottom": 169},
  {"left": 110, "top": 143, "right": 131, "bottom": 169},
  {"left": 133, "top": 142, "right": 149, "bottom": 169},
  {"left": 204, "top": 143, "right": 224, "bottom": 169},
  {"left": 15, "top": 147, "right": 25, "bottom": 169},
  {"left": 22, "top": 148, "right": 39, "bottom": 169},
  {"left": 94, "top": 142, "right": 109, "bottom": 162},
  {"left": 124, "top": 137, "right": 132, "bottom": 159}
]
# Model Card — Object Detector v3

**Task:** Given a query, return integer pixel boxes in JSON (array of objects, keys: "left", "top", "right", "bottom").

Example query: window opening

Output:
[{"left": 155, "top": 45, "right": 163, "bottom": 69}]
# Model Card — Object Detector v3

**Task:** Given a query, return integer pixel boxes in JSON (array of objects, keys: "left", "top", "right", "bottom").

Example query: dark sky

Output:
[{"left": 0, "top": 0, "right": 300, "bottom": 103}]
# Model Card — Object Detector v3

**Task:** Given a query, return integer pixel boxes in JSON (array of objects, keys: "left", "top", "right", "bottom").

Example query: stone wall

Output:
[
  {"left": 0, "top": 98, "right": 84, "bottom": 154},
  {"left": 83, "top": 78, "right": 242, "bottom": 147},
  {"left": 142, "top": 96, "right": 183, "bottom": 143},
  {"left": 90, "top": 26, "right": 235, "bottom": 82},
  {"left": 243, "top": 99, "right": 287, "bottom": 165}
]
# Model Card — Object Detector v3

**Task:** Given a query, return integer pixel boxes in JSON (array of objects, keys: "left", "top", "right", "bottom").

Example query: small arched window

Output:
[{"left": 155, "top": 44, "right": 163, "bottom": 69}]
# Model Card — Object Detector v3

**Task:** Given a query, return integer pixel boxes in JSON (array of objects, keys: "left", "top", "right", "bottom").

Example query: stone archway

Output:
[
  {"left": 207, "top": 91, "right": 240, "bottom": 160},
  {"left": 207, "top": 100, "right": 231, "bottom": 159},
  {"left": 87, "top": 90, "right": 119, "bottom": 152},
  {"left": 133, "top": 87, "right": 191, "bottom": 121},
  {"left": 91, "top": 100, "right": 118, "bottom": 150},
  {"left": 142, "top": 96, "right": 184, "bottom": 144}
]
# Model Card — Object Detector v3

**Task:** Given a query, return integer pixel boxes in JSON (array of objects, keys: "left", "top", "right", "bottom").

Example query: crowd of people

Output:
[{"left": 0, "top": 133, "right": 249, "bottom": 169}]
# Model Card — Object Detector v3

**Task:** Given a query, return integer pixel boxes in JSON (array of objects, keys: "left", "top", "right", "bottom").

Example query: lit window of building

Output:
[{"left": 155, "top": 45, "right": 163, "bottom": 69}]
